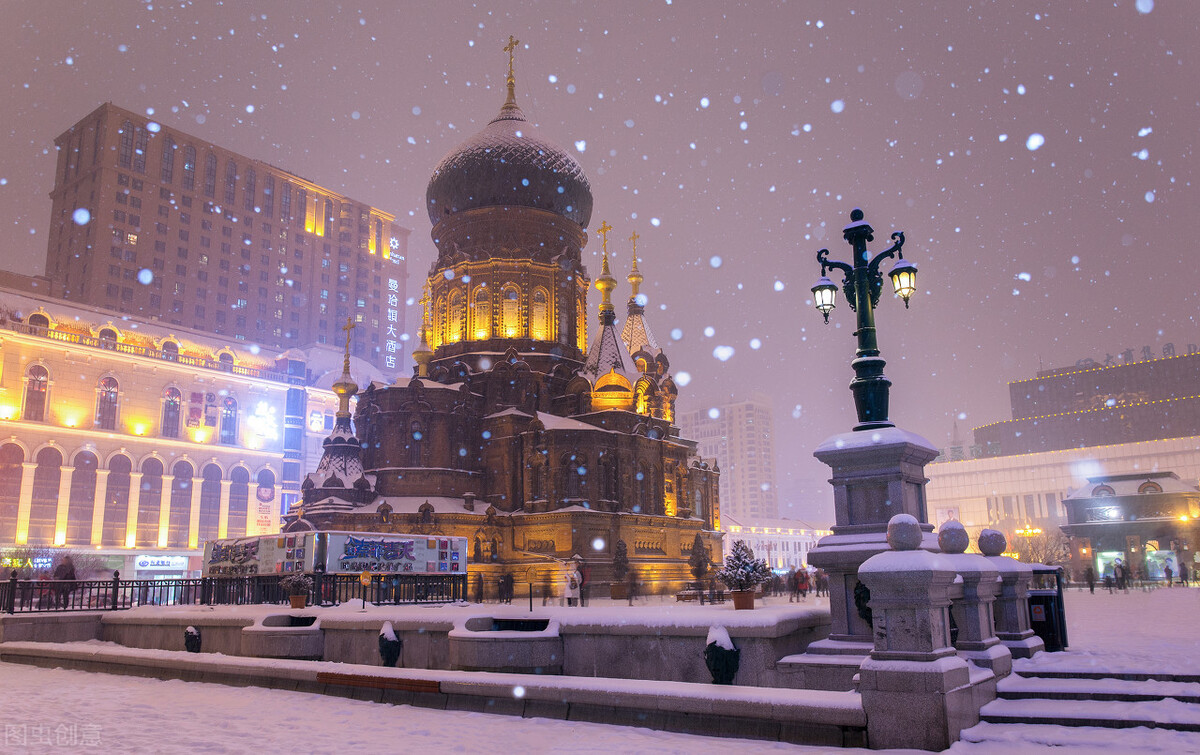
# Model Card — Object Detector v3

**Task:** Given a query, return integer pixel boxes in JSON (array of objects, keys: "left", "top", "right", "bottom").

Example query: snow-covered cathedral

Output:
[{"left": 284, "top": 42, "right": 721, "bottom": 594}]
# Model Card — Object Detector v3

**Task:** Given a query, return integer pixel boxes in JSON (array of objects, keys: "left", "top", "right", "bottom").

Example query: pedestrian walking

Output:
[{"left": 1084, "top": 565, "right": 1096, "bottom": 594}]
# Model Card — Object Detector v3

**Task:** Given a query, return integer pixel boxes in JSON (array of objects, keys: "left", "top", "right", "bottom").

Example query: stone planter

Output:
[
  {"left": 731, "top": 590, "right": 755, "bottom": 610},
  {"left": 289, "top": 594, "right": 307, "bottom": 609}
]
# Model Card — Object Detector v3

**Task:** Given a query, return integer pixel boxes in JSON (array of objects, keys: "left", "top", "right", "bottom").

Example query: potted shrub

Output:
[
  {"left": 281, "top": 573, "right": 313, "bottom": 609},
  {"left": 716, "top": 540, "right": 771, "bottom": 610},
  {"left": 610, "top": 539, "right": 630, "bottom": 599}
]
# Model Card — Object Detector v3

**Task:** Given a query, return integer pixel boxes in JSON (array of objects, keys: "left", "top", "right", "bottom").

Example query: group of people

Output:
[
  {"left": 786, "top": 567, "right": 828, "bottom": 602},
  {"left": 17, "top": 556, "right": 77, "bottom": 609},
  {"left": 1082, "top": 560, "right": 1192, "bottom": 594}
]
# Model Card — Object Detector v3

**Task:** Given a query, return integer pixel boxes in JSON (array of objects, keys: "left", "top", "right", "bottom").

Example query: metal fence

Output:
[{"left": 1, "top": 570, "right": 468, "bottom": 613}]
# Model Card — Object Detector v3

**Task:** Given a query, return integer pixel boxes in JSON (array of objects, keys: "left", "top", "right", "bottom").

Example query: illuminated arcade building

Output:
[
  {"left": 287, "top": 45, "right": 721, "bottom": 594},
  {"left": 0, "top": 285, "right": 378, "bottom": 578}
]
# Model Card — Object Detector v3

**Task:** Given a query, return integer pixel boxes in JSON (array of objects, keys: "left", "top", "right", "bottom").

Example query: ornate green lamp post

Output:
[{"left": 811, "top": 208, "right": 918, "bottom": 430}]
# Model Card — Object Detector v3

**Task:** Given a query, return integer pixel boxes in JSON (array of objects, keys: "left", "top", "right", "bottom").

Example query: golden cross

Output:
[
  {"left": 629, "top": 230, "right": 639, "bottom": 256},
  {"left": 342, "top": 316, "right": 356, "bottom": 354},
  {"left": 504, "top": 35, "right": 520, "bottom": 85},
  {"left": 598, "top": 220, "right": 613, "bottom": 256}
]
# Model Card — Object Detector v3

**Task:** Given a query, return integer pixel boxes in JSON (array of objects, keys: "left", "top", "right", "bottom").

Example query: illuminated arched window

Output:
[
  {"left": 24, "top": 365, "right": 48, "bottom": 422},
  {"left": 198, "top": 464, "right": 222, "bottom": 543},
  {"left": 530, "top": 288, "right": 549, "bottom": 340},
  {"left": 167, "top": 461, "right": 194, "bottom": 548},
  {"left": 1092, "top": 485, "right": 1115, "bottom": 497},
  {"left": 118, "top": 120, "right": 134, "bottom": 168},
  {"left": 219, "top": 397, "right": 239, "bottom": 445},
  {"left": 103, "top": 455, "right": 132, "bottom": 546},
  {"left": 27, "top": 313, "right": 49, "bottom": 329},
  {"left": 28, "top": 447, "right": 63, "bottom": 544},
  {"left": 227, "top": 467, "right": 250, "bottom": 537},
  {"left": 161, "top": 387, "right": 182, "bottom": 439},
  {"left": 182, "top": 145, "right": 196, "bottom": 190},
  {"left": 95, "top": 377, "right": 120, "bottom": 431},
  {"left": 471, "top": 286, "right": 491, "bottom": 340},
  {"left": 136, "top": 458, "right": 164, "bottom": 547},
  {"left": 0, "top": 444, "right": 24, "bottom": 540},
  {"left": 98, "top": 328, "right": 118, "bottom": 348},
  {"left": 1138, "top": 481, "right": 1162, "bottom": 494},
  {"left": 447, "top": 289, "right": 465, "bottom": 342},
  {"left": 501, "top": 286, "right": 521, "bottom": 337}
]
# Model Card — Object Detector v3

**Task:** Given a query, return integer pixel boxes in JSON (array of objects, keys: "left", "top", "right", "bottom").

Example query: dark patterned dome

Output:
[{"left": 426, "top": 99, "right": 593, "bottom": 228}]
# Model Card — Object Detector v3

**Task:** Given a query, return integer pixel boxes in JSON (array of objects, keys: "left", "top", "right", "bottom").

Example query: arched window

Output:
[
  {"left": 217, "top": 351, "right": 234, "bottom": 370},
  {"left": 0, "top": 444, "right": 25, "bottom": 541},
  {"left": 1138, "top": 481, "right": 1163, "bottom": 494},
  {"left": 68, "top": 452, "right": 98, "bottom": 545},
  {"left": 1092, "top": 485, "right": 1115, "bottom": 497},
  {"left": 28, "top": 447, "right": 63, "bottom": 544},
  {"left": 256, "top": 468, "right": 276, "bottom": 512},
  {"left": 161, "top": 137, "right": 176, "bottom": 183},
  {"left": 118, "top": 120, "right": 134, "bottom": 168},
  {"left": 471, "top": 286, "right": 491, "bottom": 340},
  {"left": 161, "top": 341, "right": 179, "bottom": 361},
  {"left": 447, "top": 289, "right": 465, "bottom": 342},
  {"left": 27, "top": 313, "right": 49, "bottom": 330},
  {"left": 133, "top": 126, "right": 148, "bottom": 174},
  {"left": 224, "top": 160, "right": 237, "bottom": 203},
  {"left": 103, "top": 455, "right": 132, "bottom": 546},
  {"left": 244, "top": 167, "right": 256, "bottom": 211},
  {"left": 501, "top": 286, "right": 521, "bottom": 337},
  {"left": 530, "top": 289, "right": 549, "bottom": 340},
  {"left": 95, "top": 377, "right": 120, "bottom": 431},
  {"left": 24, "top": 365, "right": 48, "bottom": 422},
  {"left": 227, "top": 467, "right": 250, "bottom": 537},
  {"left": 203, "top": 153, "right": 217, "bottom": 197},
  {"left": 561, "top": 453, "right": 586, "bottom": 500},
  {"left": 167, "top": 461, "right": 194, "bottom": 548},
  {"left": 98, "top": 328, "right": 118, "bottom": 348},
  {"left": 161, "top": 387, "right": 182, "bottom": 438},
  {"left": 219, "top": 397, "right": 238, "bottom": 444},
  {"left": 136, "top": 458, "right": 164, "bottom": 547},
  {"left": 407, "top": 421, "right": 424, "bottom": 466},
  {"left": 198, "top": 464, "right": 222, "bottom": 543},
  {"left": 182, "top": 145, "right": 196, "bottom": 190}
]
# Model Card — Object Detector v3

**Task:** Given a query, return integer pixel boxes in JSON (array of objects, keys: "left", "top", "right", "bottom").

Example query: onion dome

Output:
[{"left": 425, "top": 76, "right": 592, "bottom": 228}]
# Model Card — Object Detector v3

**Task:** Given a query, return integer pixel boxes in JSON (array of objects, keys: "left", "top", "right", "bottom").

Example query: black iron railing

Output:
[{"left": 0, "top": 570, "right": 468, "bottom": 613}]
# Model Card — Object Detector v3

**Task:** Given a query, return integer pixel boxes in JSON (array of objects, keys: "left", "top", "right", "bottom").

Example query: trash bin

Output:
[{"left": 1028, "top": 565, "right": 1069, "bottom": 652}]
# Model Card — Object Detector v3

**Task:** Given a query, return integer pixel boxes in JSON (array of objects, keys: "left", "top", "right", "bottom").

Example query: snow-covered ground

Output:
[{"left": 0, "top": 587, "right": 1197, "bottom": 753}]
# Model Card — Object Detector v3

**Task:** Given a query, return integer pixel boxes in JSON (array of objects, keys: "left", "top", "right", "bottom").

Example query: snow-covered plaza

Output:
[{"left": 2, "top": 586, "right": 1198, "bottom": 754}]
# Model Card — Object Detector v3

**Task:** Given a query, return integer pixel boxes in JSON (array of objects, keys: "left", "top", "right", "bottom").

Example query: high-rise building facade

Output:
[
  {"left": 44, "top": 103, "right": 410, "bottom": 371},
  {"left": 678, "top": 392, "right": 779, "bottom": 523}
]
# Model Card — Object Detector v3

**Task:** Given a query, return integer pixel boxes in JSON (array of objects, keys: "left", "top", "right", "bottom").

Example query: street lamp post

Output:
[{"left": 811, "top": 208, "right": 917, "bottom": 431}]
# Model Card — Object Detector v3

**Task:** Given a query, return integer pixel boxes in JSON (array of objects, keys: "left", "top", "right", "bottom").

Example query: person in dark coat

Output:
[
  {"left": 1084, "top": 565, "right": 1096, "bottom": 594},
  {"left": 52, "top": 556, "right": 77, "bottom": 608}
]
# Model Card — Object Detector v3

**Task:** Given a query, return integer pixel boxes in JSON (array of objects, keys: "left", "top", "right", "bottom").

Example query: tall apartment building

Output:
[
  {"left": 44, "top": 103, "right": 411, "bottom": 371},
  {"left": 678, "top": 392, "right": 779, "bottom": 523}
]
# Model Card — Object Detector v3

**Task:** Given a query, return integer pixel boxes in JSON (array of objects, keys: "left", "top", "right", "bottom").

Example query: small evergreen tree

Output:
[
  {"left": 716, "top": 540, "right": 772, "bottom": 592},
  {"left": 688, "top": 533, "right": 711, "bottom": 581},
  {"left": 611, "top": 539, "right": 630, "bottom": 582}
]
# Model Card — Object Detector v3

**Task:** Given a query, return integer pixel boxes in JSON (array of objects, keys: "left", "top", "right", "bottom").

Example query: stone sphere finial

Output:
[
  {"left": 937, "top": 520, "right": 969, "bottom": 554},
  {"left": 978, "top": 528, "right": 1007, "bottom": 557},
  {"left": 850, "top": 207, "right": 864, "bottom": 222},
  {"left": 886, "top": 513, "right": 922, "bottom": 551}
]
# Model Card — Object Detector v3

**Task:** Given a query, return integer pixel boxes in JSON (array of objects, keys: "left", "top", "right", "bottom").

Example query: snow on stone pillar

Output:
[
  {"left": 978, "top": 528, "right": 1045, "bottom": 659},
  {"left": 856, "top": 514, "right": 979, "bottom": 752},
  {"left": 937, "top": 520, "right": 1012, "bottom": 679},
  {"left": 14, "top": 461, "right": 37, "bottom": 545},
  {"left": 53, "top": 465, "right": 75, "bottom": 546}
]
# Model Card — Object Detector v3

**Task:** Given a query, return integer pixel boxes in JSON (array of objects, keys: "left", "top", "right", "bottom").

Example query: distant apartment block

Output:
[
  {"left": 678, "top": 392, "right": 779, "bottom": 523},
  {"left": 44, "top": 103, "right": 411, "bottom": 371}
]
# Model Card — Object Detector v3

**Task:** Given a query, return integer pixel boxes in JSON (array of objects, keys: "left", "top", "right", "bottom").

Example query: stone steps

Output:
[
  {"left": 980, "top": 690, "right": 1200, "bottom": 732},
  {"left": 960, "top": 720, "right": 1200, "bottom": 752},
  {"left": 1000, "top": 674, "right": 1200, "bottom": 704}
]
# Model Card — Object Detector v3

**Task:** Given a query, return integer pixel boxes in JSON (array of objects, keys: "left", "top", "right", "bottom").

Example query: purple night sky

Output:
[{"left": 2, "top": 1, "right": 1195, "bottom": 523}]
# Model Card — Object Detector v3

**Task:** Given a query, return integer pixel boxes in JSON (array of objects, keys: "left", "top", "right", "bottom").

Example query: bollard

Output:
[
  {"left": 378, "top": 621, "right": 402, "bottom": 667},
  {"left": 184, "top": 626, "right": 201, "bottom": 653}
]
